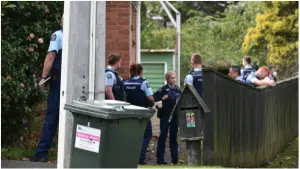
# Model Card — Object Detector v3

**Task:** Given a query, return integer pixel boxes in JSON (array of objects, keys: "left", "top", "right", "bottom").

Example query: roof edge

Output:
[{"left": 141, "top": 49, "right": 175, "bottom": 53}]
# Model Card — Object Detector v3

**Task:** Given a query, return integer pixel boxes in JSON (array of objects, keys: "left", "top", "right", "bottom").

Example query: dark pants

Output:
[
  {"left": 139, "top": 120, "right": 152, "bottom": 162},
  {"left": 36, "top": 75, "right": 61, "bottom": 158},
  {"left": 156, "top": 115, "right": 178, "bottom": 163}
]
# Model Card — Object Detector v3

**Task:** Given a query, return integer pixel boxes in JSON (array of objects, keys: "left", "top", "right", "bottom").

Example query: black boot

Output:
[
  {"left": 29, "top": 155, "right": 48, "bottom": 162},
  {"left": 138, "top": 161, "right": 147, "bottom": 165},
  {"left": 157, "top": 161, "right": 168, "bottom": 165}
]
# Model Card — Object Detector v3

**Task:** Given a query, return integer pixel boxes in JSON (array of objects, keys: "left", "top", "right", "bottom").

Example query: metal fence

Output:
[{"left": 202, "top": 69, "right": 298, "bottom": 167}]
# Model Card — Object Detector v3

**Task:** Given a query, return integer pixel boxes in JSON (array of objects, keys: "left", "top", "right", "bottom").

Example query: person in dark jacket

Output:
[
  {"left": 154, "top": 72, "right": 181, "bottom": 165},
  {"left": 124, "top": 64, "right": 155, "bottom": 165}
]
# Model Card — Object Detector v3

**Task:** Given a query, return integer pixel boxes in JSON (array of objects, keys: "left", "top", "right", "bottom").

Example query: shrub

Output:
[
  {"left": 1, "top": 1, "right": 64, "bottom": 146},
  {"left": 243, "top": 1, "right": 298, "bottom": 78}
]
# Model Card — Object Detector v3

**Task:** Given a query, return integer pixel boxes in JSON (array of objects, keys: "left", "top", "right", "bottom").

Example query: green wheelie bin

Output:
[{"left": 64, "top": 99, "right": 154, "bottom": 168}]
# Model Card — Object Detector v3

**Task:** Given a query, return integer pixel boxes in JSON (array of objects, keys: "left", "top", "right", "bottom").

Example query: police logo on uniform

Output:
[
  {"left": 146, "top": 82, "right": 150, "bottom": 88},
  {"left": 107, "top": 74, "right": 112, "bottom": 79},
  {"left": 50, "top": 34, "right": 57, "bottom": 41}
]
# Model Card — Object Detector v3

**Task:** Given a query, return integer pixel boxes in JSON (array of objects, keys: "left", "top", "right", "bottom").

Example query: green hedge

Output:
[{"left": 1, "top": 1, "right": 64, "bottom": 146}]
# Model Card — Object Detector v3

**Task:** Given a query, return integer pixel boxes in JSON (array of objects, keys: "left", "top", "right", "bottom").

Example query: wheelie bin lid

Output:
[{"left": 64, "top": 99, "right": 155, "bottom": 119}]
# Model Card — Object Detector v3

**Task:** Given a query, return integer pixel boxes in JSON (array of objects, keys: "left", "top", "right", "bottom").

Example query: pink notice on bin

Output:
[{"left": 76, "top": 132, "right": 100, "bottom": 142}]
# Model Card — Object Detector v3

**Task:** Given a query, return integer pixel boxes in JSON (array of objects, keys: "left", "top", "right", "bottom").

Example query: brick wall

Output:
[{"left": 106, "top": 1, "right": 136, "bottom": 79}]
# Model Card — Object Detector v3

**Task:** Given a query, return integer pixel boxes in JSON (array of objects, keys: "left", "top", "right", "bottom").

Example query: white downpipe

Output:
[
  {"left": 136, "top": 1, "right": 141, "bottom": 63},
  {"left": 89, "top": 1, "right": 96, "bottom": 100},
  {"left": 176, "top": 13, "right": 181, "bottom": 87},
  {"left": 57, "top": 1, "right": 70, "bottom": 168}
]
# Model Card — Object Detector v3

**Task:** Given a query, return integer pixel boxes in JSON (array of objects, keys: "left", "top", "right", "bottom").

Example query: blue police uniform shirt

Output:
[
  {"left": 48, "top": 30, "right": 63, "bottom": 53},
  {"left": 124, "top": 76, "right": 153, "bottom": 107},
  {"left": 154, "top": 84, "right": 181, "bottom": 102},
  {"left": 154, "top": 84, "right": 181, "bottom": 116},
  {"left": 236, "top": 76, "right": 244, "bottom": 83},
  {"left": 105, "top": 66, "right": 118, "bottom": 86},
  {"left": 184, "top": 68, "right": 203, "bottom": 97},
  {"left": 241, "top": 65, "right": 253, "bottom": 78},
  {"left": 48, "top": 29, "right": 63, "bottom": 72},
  {"left": 133, "top": 76, "right": 153, "bottom": 97},
  {"left": 245, "top": 72, "right": 258, "bottom": 84},
  {"left": 184, "top": 68, "right": 202, "bottom": 85}
]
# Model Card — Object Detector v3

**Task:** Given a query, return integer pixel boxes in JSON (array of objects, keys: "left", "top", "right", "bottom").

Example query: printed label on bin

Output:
[{"left": 75, "top": 124, "right": 101, "bottom": 153}]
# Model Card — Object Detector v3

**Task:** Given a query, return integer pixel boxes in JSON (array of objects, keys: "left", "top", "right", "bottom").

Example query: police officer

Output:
[
  {"left": 124, "top": 63, "right": 155, "bottom": 165},
  {"left": 154, "top": 72, "right": 181, "bottom": 165},
  {"left": 245, "top": 66, "right": 275, "bottom": 87},
  {"left": 228, "top": 66, "right": 245, "bottom": 83},
  {"left": 29, "top": 15, "right": 63, "bottom": 162},
  {"left": 184, "top": 53, "right": 203, "bottom": 97},
  {"left": 105, "top": 53, "right": 125, "bottom": 101},
  {"left": 241, "top": 56, "right": 255, "bottom": 81}
]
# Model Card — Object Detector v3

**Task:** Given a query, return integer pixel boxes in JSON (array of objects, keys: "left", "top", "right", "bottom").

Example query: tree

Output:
[
  {"left": 141, "top": 2, "right": 265, "bottom": 84},
  {"left": 142, "top": 2, "right": 264, "bottom": 64},
  {"left": 141, "top": 1, "right": 235, "bottom": 27},
  {"left": 242, "top": 1, "right": 298, "bottom": 78}
]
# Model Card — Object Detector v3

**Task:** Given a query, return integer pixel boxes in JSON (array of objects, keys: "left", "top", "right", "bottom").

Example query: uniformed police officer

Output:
[
  {"left": 105, "top": 53, "right": 125, "bottom": 101},
  {"left": 241, "top": 56, "right": 255, "bottom": 80},
  {"left": 29, "top": 15, "right": 63, "bottom": 162},
  {"left": 154, "top": 72, "right": 181, "bottom": 165},
  {"left": 245, "top": 66, "right": 275, "bottom": 87},
  {"left": 184, "top": 53, "right": 203, "bottom": 97},
  {"left": 228, "top": 66, "right": 245, "bottom": 83},
  {"left": 124, "top": 64, "right": 155, "bottom": 165}
]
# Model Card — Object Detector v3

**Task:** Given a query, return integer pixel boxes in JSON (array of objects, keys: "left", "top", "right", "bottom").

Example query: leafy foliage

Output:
[
  {"left": 141, "top": 1, "right": 235, "bottom": 26},
  {"left": 1, "top": 1, "right": 64, "bottom": 146},
  {"left": 242, "top": 1, "right": 298, "bottom": 78},
  {"left": 141, "top": 2, "right": 264, "bottom": 84}
]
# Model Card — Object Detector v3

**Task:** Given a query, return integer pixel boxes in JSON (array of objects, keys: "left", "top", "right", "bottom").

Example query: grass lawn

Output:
[
  {"left": 1, "top": 146, "right": 58, "bottom": 162},
  {"left": 138, "top": 165, "right": 223, "bottom": 168},
  {"left": 138, "top": 138, "right": 298, "bottom": 168},
  {"left": 262, "top": 137, "right": 298, "bottom": 168}
]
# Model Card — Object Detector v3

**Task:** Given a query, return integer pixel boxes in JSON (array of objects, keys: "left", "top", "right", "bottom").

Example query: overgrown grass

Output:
[
  {"left": 1, "top": 145, "right": 58, "bottom": 162},
  {"left": 1, "top": 101, "right": 59, "bottom": 162},
  {"left": 139, "top": 138, "right": 298, "bottom": 168},
  {"left": 263, "top": 138, "right": 298, "bottom": 168}
]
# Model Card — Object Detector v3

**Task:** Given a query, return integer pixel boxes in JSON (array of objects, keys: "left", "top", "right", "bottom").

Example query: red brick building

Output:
[{"left": 106, "top": 1, "right": 137, "bottom": 79}]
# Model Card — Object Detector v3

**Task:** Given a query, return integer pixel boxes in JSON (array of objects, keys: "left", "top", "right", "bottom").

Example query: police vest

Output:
[
  {"left": 189, "top": 70, "right": 203, "bottom": 97},
  {"left": 124, "top": 78, "right": 149, "bottom": 108},
  {"left": 52, "top": 29, "right": 63, "bottom": 75},
  {"left": 242, "top": 67, "right": 255, "bottom": 81},
  {"left": 158, "top": 85, "right": 181, "bottom": 117},
  {"left": 105, "top": 69, "right": 125, "bottom": 101}
]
